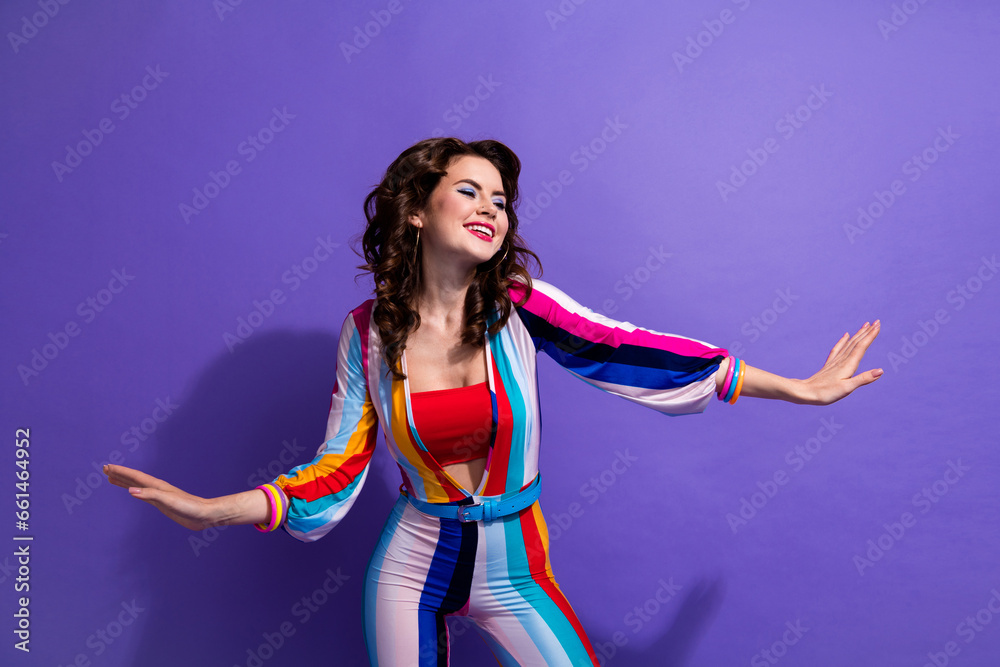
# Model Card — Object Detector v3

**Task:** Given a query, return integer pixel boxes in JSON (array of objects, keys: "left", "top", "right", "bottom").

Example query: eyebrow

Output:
[{"left": 455, "top": 178, "right": 506, "bottom": 199}]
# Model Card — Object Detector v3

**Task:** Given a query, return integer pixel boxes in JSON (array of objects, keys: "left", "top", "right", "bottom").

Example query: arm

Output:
[
  {"left": 510, "top": 278, "right": 729, "bottom": 416},
  {"left": 210, "top": 488, "right": 274, "bottom": 526},
  {"left": 102, "top": 464, "right": 272, "bottom": 530},
  {"left": 105, "top": 307, "right": 379, "bottom": 539},
  {"left": 261, "top": 308, "right": 379, "bottom": 542},
  {"left": 713, "top": 320, "right": 883, "bottom": 405}
]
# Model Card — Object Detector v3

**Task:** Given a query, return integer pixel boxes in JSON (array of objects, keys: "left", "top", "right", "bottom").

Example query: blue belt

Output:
[{"left": 403, "top": 473, "right": 541, "bottom": 523}]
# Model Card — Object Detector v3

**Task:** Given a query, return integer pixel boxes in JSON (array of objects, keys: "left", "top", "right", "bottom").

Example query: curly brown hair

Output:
[{"left": 354, "top": 137, "right": 542, "bottom": 381}]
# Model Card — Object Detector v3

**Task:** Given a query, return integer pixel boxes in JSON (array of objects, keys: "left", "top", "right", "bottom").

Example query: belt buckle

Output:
[{"left": 456, "top": 503, "right": 480, "bottom": 523}]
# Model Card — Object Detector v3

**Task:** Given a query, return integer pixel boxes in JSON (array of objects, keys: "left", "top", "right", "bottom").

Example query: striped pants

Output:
[{"left": 363, "top": 493, "right": 600, "bottom": 666}]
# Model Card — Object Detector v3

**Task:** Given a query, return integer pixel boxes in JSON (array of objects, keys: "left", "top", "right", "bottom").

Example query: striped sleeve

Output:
[
  {"left": 269, "top": 307, "right": 379, "bottom": 542},
  {"left": 509, "top": 278, "right": 729, "bottom": 416}
]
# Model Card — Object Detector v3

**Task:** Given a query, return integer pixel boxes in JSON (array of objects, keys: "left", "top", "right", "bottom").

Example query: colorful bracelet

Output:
[
  {"left": 718, "top": 356, "right": 737, "bottom": 400},
  {"left": 253, "top": 483, "right": 288, "bottom": 533},
  {"left": 728, "top": 358, "right": 745, "bottom": 405},
  {"left": 723, "top": 357, "right": 740, "bottom": 402},
  {"left": 717, "top": 356, "right": 745, "bottom": 404}
]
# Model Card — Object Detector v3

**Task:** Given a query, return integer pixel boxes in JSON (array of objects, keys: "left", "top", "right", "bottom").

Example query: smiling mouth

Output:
[{"left": 464, "top": 223, "right": 495, "bottom": 241}]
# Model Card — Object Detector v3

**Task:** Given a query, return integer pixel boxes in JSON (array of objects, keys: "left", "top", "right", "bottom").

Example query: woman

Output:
[{"left": 105, "top": 137, "right": 882, "bottom": 666}]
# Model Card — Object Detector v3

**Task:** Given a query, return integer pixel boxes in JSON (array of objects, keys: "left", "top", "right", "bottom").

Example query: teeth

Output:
[{"left": 466, "top": 224, "right": 493, "bottom": 238}]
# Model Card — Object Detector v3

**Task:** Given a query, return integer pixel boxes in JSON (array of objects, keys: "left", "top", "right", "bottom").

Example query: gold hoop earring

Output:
[
  {"left": 413, "top": 227, "right": 420, "bottom": 265},
  {"left": 482, "top": 244, "right": 508, "bottom": 271}
]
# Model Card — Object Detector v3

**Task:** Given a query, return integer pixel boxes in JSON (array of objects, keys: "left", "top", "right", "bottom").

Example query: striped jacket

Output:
[{"left": 271, "top": 277, "right": 729, "bottom": 542}]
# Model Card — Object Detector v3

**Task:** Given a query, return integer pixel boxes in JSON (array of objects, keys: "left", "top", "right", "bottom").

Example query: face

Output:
[{"left": 409, "top": 155, "right": 509, "bottom": 269}]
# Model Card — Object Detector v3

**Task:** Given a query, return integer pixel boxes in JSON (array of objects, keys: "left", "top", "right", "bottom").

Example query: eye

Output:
[{"left": 458, "top": 187, "right": 506, "bottom": 211}]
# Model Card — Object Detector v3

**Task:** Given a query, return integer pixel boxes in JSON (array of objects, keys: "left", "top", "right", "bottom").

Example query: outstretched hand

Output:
[
  {"left": 104, "top": 464, "right": 216, "bottom": 531},
  {"left": 801, "top": 320, "right": 883, "bottom": 405}
]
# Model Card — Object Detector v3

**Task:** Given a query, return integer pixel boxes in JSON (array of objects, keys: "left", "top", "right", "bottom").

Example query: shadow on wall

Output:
[
  {"left": 584, "top": 577, "right": 726, "bottom": 667},
  {"left": 117, "top": 329, "right": 724, "bottom": 666},
  {"left": 119, "top": 330, "right": 402, "bottom": 666}
]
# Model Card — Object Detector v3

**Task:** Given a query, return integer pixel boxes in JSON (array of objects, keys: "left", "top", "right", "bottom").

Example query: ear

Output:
[{"left": 407, "top": 210, "right": 423, "bottom": 228}]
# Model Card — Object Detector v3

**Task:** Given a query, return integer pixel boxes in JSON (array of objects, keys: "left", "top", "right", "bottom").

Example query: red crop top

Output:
[{"left": 410, "top": 381, "right": 492, "bottom": 466}]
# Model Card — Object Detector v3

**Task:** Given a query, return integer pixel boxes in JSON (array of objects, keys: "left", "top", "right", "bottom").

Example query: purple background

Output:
[{"left": 3, "top": 1, "right": 999, "bottom": 665}]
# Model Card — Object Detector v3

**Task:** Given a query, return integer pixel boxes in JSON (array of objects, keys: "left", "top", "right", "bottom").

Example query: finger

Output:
[
  {"left": 107, "top": 470, "right": 154, "bottom": 490},
  {"left": 107, "top": 476, "right": 131, "bottom": 489},
  {"left": 861, "top": 319, "right": 880, "bottom": 338},
  {"left": 127, "top": 486, "right": 181, "bottom": 514},
  {"left": 106, "top": 471, "right": 139, "bottom": 489},
  {"left": 128, "top": 487, "right": 205, "bottom": 530},
  {"left": 127, "top": 489, "right": 184, "bottom": 524},
  {"left": 851, "top": 367, "right": 884, "bottom": 390},
  {"left": 105, "top": 465, "right": 174, "bottom": 492},
  {"left": 838, "top": 320, "right": 878, "bottom": 354},
  {"left": 843, "top": 320, "right": 881, "bottom": 359},
  {"left": 846, "top": 322, "right": 871, "bottom": 345},
  {"left": 128, "top": 485, "right": 157, "bottom": 501},
  {"left": 853, "top": 321, "right": 881, "bottom": 353},
  {"left": 126, "top": 487, "right": 178, "bottom": 517},
  {"left": 105, "top": 464, "right": 141, "bottom": 485},
  {"left": 830, "top": 322, "right": 874, "bottom": 364},
  {"left": 105, "top": 464, "right": 138, "bottom": 488},
  {"left": 825, "top": 332, "right": 850, "bottom": 365}
]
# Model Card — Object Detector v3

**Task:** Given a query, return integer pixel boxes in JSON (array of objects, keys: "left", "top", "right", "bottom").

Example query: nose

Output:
[{"left": 478, "top": 199, "right": 498, "bottom": 216}]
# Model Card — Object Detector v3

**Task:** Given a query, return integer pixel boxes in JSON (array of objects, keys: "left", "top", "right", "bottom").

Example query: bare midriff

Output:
[{"left": 445, "top": 456, "right": 487, "bottom": 493}]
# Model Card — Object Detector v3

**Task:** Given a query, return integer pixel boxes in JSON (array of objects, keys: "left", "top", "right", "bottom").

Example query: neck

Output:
[{"left": 412, "top": 253, "right": 479, "bottom": 329}]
